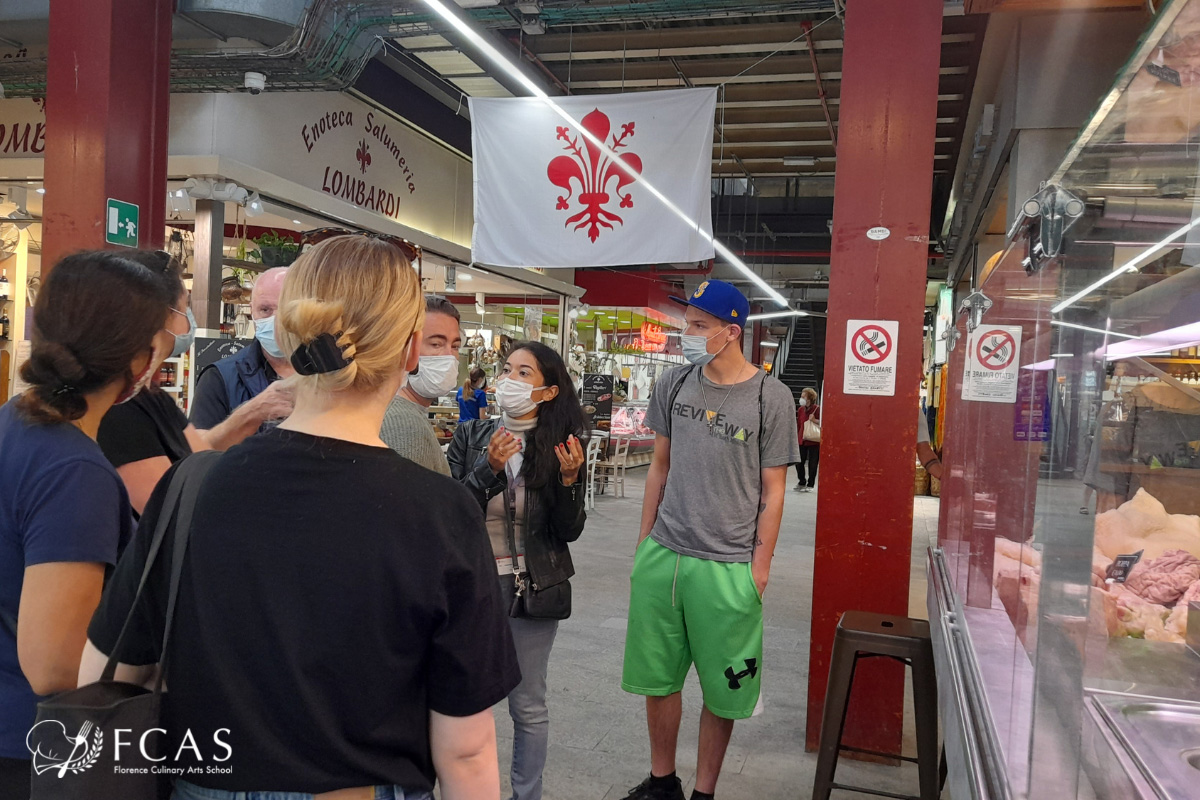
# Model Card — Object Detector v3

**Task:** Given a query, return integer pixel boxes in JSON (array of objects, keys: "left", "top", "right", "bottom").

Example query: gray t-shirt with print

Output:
[{"left": 645, "top": 364, "right": 800, "bottom": 562}]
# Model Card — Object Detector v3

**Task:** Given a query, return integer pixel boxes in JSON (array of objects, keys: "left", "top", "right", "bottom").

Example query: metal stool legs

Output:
[{"left": 811, "top": 611, "right": 941, "bottom": 800}]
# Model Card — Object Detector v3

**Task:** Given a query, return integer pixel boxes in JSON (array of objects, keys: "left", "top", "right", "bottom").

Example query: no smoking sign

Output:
[
  {"left": 964, "top": 325, "right": 1022, "bottom": 404},
  {"left": 844, "top": 319, "right": 899, "bottom": 396}
]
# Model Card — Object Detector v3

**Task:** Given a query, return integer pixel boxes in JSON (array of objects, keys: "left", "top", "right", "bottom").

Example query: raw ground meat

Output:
[{"left": 1125, "top": 549, "right": 1200, "bottom": 606}]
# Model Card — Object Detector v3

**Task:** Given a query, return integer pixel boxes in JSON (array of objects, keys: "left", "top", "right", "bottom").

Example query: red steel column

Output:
[
  {"left": 42, "top": 0, "right": 172, "bottom": 270},
  {"left": 805, "top": 0, "right": 943, "bottom": 754}
]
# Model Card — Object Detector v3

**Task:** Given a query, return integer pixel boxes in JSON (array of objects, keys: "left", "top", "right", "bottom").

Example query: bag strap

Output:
[
  {"left": 502, "top": 477, "right": 522, "bottom": 588},
  {"left": 665, "top": 365, "right": 696, "bottom": 438},
  {"left": 101, "top": 451, "right": 222, "bottom": 684}
]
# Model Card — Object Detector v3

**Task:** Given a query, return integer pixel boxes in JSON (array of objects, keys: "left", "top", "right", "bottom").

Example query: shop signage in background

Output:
[
  {"left": 194, "top": 337, "right": 250, "bottom": 372},
  {"left": 0, "top": 97, "right": 45, "bottom": 157},
  {"left": 1014, "top": 371, "right": 1051, "bottom": 442},
  {"left": 632, "top": 322, "right": 667, "bottom": 353},
  {"left": 524, "top": 306, "right": 543, "bottom": 342},
  {"left": 963, "top": 324, "right": 1022, "bottom": 404},
  {"left": 105, "top": 199, "right": 139, "bottom": 248},
  {"left": 168, "top": 92, "right": 471, "bottom": 247},
  {"left": 844, "top": 319, "right": 899, "bottom": 396},
  {"left": 581, "top": 373, "right": 614, "bottom": 434},
  {"left": 469, "top": 88, "right": 717, "bottom": 267}
]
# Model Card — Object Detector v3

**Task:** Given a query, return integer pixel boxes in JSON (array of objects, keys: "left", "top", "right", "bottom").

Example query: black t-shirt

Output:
[
  {"left": 88, "top": 429, "right": 520, "bottom": 794},
  {"left": 97, "top": 389, "right": 192, "bottom": 469}
]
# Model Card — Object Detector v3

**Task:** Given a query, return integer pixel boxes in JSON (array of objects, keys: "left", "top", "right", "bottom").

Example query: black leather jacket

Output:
[{"left": 447, "top": 419, "right": 585, "bottom": 597}]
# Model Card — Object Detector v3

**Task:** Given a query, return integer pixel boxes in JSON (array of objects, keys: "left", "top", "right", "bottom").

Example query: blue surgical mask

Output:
[
  {"left": 168, "top": 307, "right": 196, "bottom": 358},
  {"left": 681, "top": 326, "right": 730, "bottom": 366},
  {"left": 254, "top": 315, "right": 285, "bottom": 359}
]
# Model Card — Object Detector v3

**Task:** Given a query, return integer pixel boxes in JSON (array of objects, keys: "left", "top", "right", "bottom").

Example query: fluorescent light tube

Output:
[{"left": 747, "top": 309, "right": 808, "bottom": 321}]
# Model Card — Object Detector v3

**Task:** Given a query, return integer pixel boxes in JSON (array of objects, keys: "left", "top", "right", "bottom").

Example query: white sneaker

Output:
[{"left": 793, "top": 484, "right": 805, "bottom": 492}]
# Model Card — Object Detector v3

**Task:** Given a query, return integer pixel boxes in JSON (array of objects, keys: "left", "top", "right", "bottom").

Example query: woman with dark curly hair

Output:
[
  {"left": 447, "top": 341, "right": 588, "bottom": 800},
  {"left": 0, "top": 251, "right": 172, "bottom": 799}
]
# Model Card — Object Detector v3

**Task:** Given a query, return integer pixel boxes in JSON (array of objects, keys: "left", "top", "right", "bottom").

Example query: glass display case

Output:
[{"left": 930, "top": 3, "right": 1200, "bottom": 798}]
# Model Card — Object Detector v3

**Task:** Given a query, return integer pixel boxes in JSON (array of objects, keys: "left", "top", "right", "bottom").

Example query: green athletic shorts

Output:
[{"left": 621, "top": 537, "right": 764, "bottom": 720}]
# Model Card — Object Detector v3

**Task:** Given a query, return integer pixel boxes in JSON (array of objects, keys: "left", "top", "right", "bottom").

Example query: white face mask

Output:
[
  {"left": 495, "top": 377, "right": 546, "bottom": 417},
  {"left": 407, "top": 355, "right": 460, "bottom": 400},
  {"left": 681, "top": 326, "right": 731, "bottom": 366}
]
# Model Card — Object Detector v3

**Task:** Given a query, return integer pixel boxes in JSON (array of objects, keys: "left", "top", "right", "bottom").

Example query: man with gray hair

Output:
[{"left": 190, "top": 267, "right": 296, "bottom": 448}]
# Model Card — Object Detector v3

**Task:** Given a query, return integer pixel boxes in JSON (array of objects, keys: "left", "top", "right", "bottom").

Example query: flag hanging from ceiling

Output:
[{"left": 469, "top": 87, "right": 717, "bottom": 268}]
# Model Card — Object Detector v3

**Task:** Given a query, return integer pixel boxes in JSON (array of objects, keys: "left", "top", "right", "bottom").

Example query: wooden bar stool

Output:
[{"left": 812, "top": 611, "right": 942, "bottom": 800}]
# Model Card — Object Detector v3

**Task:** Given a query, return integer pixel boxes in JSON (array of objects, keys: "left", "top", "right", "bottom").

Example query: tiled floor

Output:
[{"left": 493, "top": 470, "right": 944, "bottom": 800}]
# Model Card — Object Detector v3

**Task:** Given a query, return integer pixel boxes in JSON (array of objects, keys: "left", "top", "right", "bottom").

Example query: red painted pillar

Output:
[
  {"left": 42, "top": 0, "right": 172, "bottom": 270},
  {"left": 805, "top": 0, "right": 943, "bottom": 754}
]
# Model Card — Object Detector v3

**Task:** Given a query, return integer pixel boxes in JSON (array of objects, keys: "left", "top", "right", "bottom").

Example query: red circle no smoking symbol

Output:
[
  {"left": 851, "top": 325, "right": 893, "bottom": 364},
  {"left": 976, "top": 330, "right": 1016, "bottom": 370}
]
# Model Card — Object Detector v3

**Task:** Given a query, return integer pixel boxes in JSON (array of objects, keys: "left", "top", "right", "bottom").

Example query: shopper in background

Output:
[
  {"left": 795, "top": 387, "right": 821, "bottom": 492},
  {"left": 83, "top": 236, "right": 520, "bottom": 800},
  {"left": 189, "top": 266, "right": 296, "bottom": 443},
  {"left": 447, "top": 341, "right": 587, "bottom": 800},
  {"left": 0, "top": 252, "right": 171, "bottom": 800},
  {"left": 458, "top": 366, "right": 490, "bottom": 422},
  {"left": 380, "top": 296, "right": 462, "bottom": 475},
  {"left": 917, "top": 406, "right": 942, "bottom": 480},
  {"left": 621, "top": 280, "right": 798, "bottom": 800}
]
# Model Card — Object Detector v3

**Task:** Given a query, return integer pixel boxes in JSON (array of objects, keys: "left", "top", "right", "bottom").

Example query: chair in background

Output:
[
  {"left": 584, "top": 435, "right": 604, "bottom": 510},
  {"left": 594, "top": 436, "right": 631, "bottom": 498}
]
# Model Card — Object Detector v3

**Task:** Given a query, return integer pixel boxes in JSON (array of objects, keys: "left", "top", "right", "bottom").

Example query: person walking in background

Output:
[
  {"left": 459, "top": 366, "right": 490, "bottom": 422},
  {"left": 621, "top": 280, "right": 799, "bottom": 800},
  {"left": 83, "top": 235, "right": 520, "bottom": 800},
  {"left": 381, "top": 296, "right": 464, "bottom": 475},
  {"left": 0, "top": 252, "right": 172, "bottom": 800},
  {"left": 448, "top": 341, "right": 587, "bottom": 800},
  {"left": 795, "top": 387, "right": 821, "bottom": 492}
]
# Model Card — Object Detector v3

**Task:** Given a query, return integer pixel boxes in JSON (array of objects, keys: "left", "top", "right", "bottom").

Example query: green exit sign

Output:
[{"left": 105, "top": 198, "right": 139, "bottom": 248}]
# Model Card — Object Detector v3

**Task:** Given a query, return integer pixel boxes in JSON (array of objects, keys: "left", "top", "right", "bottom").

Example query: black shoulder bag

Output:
[
  {"left": 505, "top": 481, "right": 571, "bottom": 621},
  {"left": 29, "top": 451, "right": 221, "bottom": 800}
]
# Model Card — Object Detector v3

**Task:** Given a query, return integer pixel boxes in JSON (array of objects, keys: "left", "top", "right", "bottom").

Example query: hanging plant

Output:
[{"left": 249, "top": 230, "right": 300, "bottom": 267}]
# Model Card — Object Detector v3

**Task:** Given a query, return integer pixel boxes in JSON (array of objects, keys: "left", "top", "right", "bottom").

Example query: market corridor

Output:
[{"left": 501, "top": 471, "right": 941, "bottom": 800}]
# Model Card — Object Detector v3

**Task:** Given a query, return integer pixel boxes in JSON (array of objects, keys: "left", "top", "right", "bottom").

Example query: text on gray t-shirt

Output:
[{"left": 644, "top": 364, "right": 800, "bottom": 562}]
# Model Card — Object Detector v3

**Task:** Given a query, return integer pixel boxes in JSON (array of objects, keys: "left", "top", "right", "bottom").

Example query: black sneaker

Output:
[{"left": 623, "top": 773, "right": 686, "bottom": 800}]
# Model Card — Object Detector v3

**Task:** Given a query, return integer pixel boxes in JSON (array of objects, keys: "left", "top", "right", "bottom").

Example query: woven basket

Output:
[{"left": 930, "top": 476, "right": 942, "bottom": 498}]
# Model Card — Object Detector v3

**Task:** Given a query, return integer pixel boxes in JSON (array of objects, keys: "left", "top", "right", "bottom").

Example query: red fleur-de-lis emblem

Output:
[
  {"left": 548, "top": 110, "right": 643, "bottom": 243},
  {"left": 356, "top": 139, "right": 372, "bottom": 174}
]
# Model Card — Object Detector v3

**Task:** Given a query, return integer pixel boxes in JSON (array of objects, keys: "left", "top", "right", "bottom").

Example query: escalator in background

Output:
[{"left": 777, "top": 314, "right": 826, "bottom": 401}]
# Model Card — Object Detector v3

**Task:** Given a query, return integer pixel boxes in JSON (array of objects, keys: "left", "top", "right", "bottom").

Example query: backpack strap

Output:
[{"left": 665, "top": 365, "right": 696, "bottom": 438}]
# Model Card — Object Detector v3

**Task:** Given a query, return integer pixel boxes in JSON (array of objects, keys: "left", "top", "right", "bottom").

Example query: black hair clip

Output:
[
  {"left": 52, "top": 384, "right": 79, "bottom": 397},
  {"left": 291, "top": 332, "right": 353, "bottom": 376}
]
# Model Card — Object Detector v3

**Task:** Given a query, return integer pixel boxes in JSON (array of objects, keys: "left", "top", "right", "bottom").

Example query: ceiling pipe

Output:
[
  {"left": 802, "top": 20, "right": 837, "bottom": 153},
  {"left": 734, "top": 248, "right": 946, "bottom": 259},
  {"left": 509, "top": 35, "right": 572, "bottom": 95}
]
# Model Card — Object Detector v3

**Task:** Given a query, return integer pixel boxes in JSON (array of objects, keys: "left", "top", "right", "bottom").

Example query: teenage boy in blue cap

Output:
[{"left": 621, "top": 279, "right": 800, "bottom": 800}]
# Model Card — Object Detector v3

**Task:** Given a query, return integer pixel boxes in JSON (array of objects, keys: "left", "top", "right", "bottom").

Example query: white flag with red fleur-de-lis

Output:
[{"left": 469, "top": 88, "right": 717, "bottom": 268}]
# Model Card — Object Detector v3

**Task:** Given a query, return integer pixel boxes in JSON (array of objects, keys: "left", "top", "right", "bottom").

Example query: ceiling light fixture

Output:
[
  {"left": 1052, "top": 217, "right": 1200, "bottom": 313},
  {"left": 782, "top": 156, "right": 818, "bottom": 167},
  {"left": 1050, "top": 320, "right": 1137, "bottom": 340},
  {"left": 34, "top": 187, "right": 45, "bottom": 195},
  {"left": 292, "top": 219, "right": 302, "bottom": 225},
  {"left": 1050, "top": 353, "right": 1074, "bottom": 358},
  {"left": 459, "top": 272, "right": 474, "bottom": 281},
  {"left": 416, "top": 0, "right": 788, "bottom": 306},
  {"left": 759, "top": 341, "right": 780, "bottom": 347},
  {"left": 747, "top": 309, "right": 808, "bottom": 321}
]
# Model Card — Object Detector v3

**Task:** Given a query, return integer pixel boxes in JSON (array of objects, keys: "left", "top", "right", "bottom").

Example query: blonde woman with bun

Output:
[{"left": 83, "top": 235, "right": 520, "bottom": 800}]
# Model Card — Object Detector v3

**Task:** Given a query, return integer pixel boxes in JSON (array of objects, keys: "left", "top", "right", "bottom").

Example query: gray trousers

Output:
[{"left": 505, "top": 613, "right": 559, "bottom": 800}]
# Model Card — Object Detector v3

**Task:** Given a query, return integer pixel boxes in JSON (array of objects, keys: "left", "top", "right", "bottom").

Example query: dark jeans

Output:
[
  {"left": 0, "top": 758, "right": 30, "bottom": 800},
  {"left": 796, "top": 446, "right": 820, "bottom": 487}
]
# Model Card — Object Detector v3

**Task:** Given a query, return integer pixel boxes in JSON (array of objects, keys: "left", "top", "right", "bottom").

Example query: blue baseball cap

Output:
[{"left": 669, "top": 279, "right": 751, "bottom": 327}]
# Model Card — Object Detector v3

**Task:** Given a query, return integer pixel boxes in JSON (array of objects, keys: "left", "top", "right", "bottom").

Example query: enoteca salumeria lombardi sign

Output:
[{"left": 170, "top": 92, "right": 472, "bottom": 247}]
